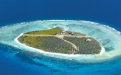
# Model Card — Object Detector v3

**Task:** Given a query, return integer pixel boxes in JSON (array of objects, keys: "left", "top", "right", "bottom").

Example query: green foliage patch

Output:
[
  {"left": 18, "top": 36, "right": 76, "bottom": 54},
  {"left": 64, "top": 37, "right": 101, "bottom": 54},
  {"left": 25, "top": 27, "right": 62, "bottom": 35}
]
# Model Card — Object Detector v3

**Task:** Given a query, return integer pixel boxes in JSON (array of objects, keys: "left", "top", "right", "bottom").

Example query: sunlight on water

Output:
[{"left": 0, "top": 20, "right": 121, "bottom": 63}]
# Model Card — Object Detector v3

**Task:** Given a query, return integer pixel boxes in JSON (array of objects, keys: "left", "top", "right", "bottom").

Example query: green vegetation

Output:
[
  {"left": 64, "top": 37, "right": 101, "bottom": 54},
  {"left": 18, "top": 36, "right": 76, "bottom": 54},
  {"left": 25, "top": 27, "right": 62, "bottom": 35},
  {"left": 18, "top": 27, "right": 101, "bottom": 54}
]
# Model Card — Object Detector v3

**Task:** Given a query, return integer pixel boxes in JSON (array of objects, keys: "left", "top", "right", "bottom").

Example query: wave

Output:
[{"left": 0, "top": 20, "right": 121, "bottom": 63}]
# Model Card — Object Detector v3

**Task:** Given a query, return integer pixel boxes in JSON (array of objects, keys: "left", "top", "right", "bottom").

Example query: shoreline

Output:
[{"left": 14, "top": 33, "right": 105, "bottom": 57}]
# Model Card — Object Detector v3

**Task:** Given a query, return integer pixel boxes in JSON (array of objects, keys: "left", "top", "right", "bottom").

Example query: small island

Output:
[{"left": 17, "top": 27, "right": 102, "bottom": 54}]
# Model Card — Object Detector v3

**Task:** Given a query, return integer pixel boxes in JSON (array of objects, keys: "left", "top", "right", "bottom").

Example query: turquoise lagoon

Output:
[{"left": 1, "top": 20, "right": 121, "bottom": 75}]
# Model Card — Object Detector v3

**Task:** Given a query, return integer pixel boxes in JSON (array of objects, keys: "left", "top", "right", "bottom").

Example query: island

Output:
[{"left": 17, "top": 27, "right": 102, "bottom": 54}]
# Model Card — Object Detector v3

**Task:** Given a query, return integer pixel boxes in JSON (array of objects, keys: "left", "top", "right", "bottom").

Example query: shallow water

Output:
[{"left": 0, "top": 20, "right": 121, "bottom": 75}]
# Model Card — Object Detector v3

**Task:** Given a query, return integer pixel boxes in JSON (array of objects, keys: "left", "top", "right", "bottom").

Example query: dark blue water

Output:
[{"left": 0, "top": 0, "right": 121, "bottom": 75}]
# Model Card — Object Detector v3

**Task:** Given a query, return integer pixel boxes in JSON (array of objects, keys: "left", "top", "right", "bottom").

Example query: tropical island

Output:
[{"left": 17, "top": 27, "right": 102, "bottom": 54}]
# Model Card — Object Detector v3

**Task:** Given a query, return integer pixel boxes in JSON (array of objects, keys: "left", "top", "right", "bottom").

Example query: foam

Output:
[{"left": 0, "top": 20, "right": 121, "bottom": 63}]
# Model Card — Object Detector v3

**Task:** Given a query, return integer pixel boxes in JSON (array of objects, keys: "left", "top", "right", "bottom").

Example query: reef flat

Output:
[
  {"left": 17, "top": 27, "right": 101, "bottom": 54},
  {"left": 2, "top": 20, "right": 121, "bottom": 63}
]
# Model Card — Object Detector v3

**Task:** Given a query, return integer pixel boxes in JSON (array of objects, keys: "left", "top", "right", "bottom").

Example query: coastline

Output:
[{"left": 14, "top": 33, "right": 105, "bottom": 57}]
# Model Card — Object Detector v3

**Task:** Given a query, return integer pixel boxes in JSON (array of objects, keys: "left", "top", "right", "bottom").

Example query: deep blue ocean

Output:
[{"left": 0, "top": 0, "right": 121, "bottom": 75}]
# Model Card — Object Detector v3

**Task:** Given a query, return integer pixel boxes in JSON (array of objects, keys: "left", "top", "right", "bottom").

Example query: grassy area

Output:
[
  {"left": 18, "top": 27, "right": 101, "bottom": 54},
  {"left": 25, "top": 27, "right": 62, "bottom": 35}
]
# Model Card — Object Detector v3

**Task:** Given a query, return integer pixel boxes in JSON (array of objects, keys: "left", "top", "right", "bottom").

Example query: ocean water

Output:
[{"left": 0, "top": 0, "right": 121, "bottom": 75}]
